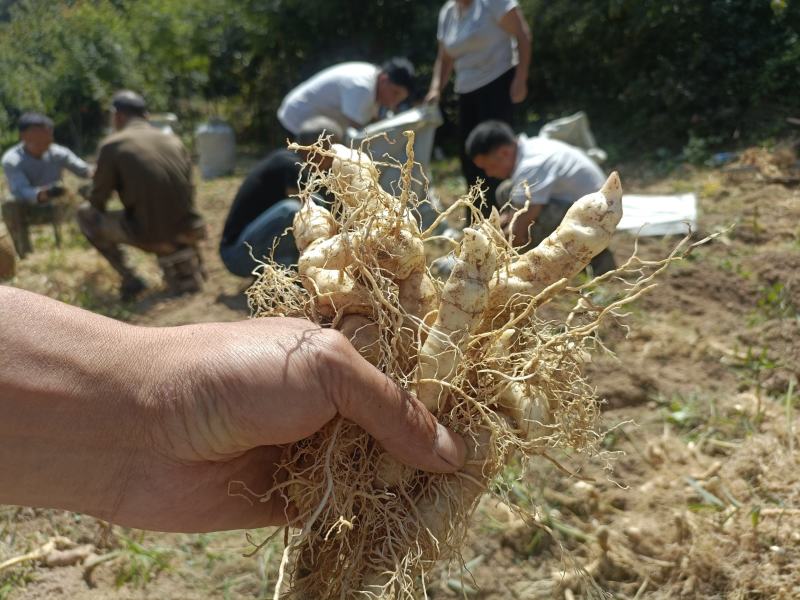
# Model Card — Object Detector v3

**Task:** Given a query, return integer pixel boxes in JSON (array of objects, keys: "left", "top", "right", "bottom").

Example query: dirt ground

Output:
[{"left": 1, "top": 144, "right": 799, "bottom": 599}]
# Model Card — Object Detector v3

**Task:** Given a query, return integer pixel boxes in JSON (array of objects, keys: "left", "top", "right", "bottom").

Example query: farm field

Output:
[{"left": 2, "top": 146, "right": 799, "bottom": 600}]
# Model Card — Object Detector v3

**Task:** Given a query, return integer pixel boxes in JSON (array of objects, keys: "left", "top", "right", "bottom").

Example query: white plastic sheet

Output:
[
  {"left": 353, "top": 105, "right": 444, "bottom": 228},
  {"left": 618, "top": 193, "right": 697, "bottom": 236}
]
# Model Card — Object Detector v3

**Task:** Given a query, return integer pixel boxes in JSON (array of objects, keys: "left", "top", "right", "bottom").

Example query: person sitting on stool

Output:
[
  {"left": 219, "top": 117, "right": 342, "bottom": 277},
  {"left": 1, "top": 112, "right": 93, "bottom": 257},
  {"left": 77, "top": 91, "right": 207, "bottom": 301}
]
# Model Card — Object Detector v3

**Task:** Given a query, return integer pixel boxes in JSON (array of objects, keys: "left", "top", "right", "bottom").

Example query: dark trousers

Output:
[
  {"left": 76, "top": 203, "right": 206, "bottom": 285},
  {"left": 459, "top": 68, "right": 515, "bottom": 219}
]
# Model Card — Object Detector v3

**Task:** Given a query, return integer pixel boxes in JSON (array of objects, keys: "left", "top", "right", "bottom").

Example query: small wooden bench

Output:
[
  {"left": 1, "top": 201, "right": 66, "bottom": 258},
  {"left": 0, "top": 222, "right": 16, "bottom": 279}
]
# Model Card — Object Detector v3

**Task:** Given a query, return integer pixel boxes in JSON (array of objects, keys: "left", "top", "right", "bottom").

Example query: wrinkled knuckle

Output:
[
  {"left": 316, "top": 328, "right": 353, "bottom": 364},
  {"left": 313, "top": 328, "right": 357, "bottom": 414}
]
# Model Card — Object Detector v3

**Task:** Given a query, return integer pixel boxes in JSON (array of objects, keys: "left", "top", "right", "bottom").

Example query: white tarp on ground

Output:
[{"left": 618, "top": 193, "right": 697, "bottom": 236}]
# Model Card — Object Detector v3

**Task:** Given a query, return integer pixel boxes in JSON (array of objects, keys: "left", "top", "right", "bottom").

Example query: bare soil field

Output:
[{"left": 2, "top": 146, "right": 799, "bottom": 599}]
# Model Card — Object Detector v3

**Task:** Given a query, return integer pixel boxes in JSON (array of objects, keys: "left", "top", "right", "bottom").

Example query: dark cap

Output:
[
  {"left": 111, "top": 90, "right": 147, "bottom": 116},
  {"left": 18, "top": 112, "right": 54, "bottom": 132},
  {"left": 381, "top": 57, "right": 416, "bottom": 94}
]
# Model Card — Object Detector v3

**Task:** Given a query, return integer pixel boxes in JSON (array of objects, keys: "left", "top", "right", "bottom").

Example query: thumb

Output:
[{"left": 329, "top": 346, "right": 467, "bottom": 474}]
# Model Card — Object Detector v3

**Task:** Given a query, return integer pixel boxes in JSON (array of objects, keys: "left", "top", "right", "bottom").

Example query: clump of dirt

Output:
[{"left": 736, "top": 145, "right": 799, "bottom": 181}]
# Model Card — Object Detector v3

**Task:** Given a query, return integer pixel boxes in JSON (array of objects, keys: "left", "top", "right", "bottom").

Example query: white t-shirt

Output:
[
  {"left": 277, "top": 62, "right": 380, "bottom": 135},
  {"left": 509, "top": 136, "right": 605, "bottom": 207},
  {"left": 437, "top": 0, "right": 518, "bottom": 94}
]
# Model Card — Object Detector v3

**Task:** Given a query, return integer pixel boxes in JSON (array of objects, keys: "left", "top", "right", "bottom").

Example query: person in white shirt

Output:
[
  {"left": 277, "top": 58, "right": 415, "bottom": 137},
  {"left": 425, "top": 0, "right": 531, "bottom": 217},
  {"left": 466, "top": 119, "right": 616, "bottom": 274}
]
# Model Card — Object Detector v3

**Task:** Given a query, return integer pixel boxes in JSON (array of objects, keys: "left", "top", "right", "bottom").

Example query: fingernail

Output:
[{"left": 434, "top": 423, "right": 467, "bottom": 470}]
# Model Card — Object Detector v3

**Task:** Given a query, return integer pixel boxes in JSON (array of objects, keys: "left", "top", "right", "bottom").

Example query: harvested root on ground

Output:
[
  {"left": 0, "top": 536, "right": 92, "bottom": 572},
  {"left": 246, "top": 132, "right": 670, "bottom": 599}
]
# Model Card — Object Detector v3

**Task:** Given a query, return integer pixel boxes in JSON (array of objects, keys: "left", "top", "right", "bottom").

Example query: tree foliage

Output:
[
  {"left": 0, "top": 0, "right": 798, "bottom": 156},
  {"left": 521, "top": 0, "right": 800, "bottom": 150}
]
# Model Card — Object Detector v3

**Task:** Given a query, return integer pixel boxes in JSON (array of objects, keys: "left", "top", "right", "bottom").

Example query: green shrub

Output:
[{"left": 1, "top": 0, "right": 798, "bottom": 156}]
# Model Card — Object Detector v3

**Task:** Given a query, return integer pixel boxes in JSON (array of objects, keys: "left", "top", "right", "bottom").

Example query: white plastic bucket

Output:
[{"left": 195, "top": 118, "right": 236, "bottom": 179}]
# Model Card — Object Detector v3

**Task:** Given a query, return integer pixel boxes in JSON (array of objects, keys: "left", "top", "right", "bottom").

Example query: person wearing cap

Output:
[
  {"left": 77, "top": 91, "right": 206, "bottom": 301},
  {"left": 277, "top": 58, "right": 415, "bottom": 138},
  {"left": 219, "top": 118, "right": 343, "bottom": 276},
  {"left": 1, "top": 112, "right": 93, "bottom": 256},
  {"left": 466, "top": 120, "right": 616, "bottom": 274},
  {"left": 425, "top": 0, "right": 531, "bottom": 217}
]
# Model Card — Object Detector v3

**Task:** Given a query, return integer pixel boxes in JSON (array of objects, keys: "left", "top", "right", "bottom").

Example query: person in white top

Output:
[
  {"left": 466, "top": 119, "right": 616, "bottom": 273},
  {"left": 278, "top": 58, "right": 415, "bottom": 137},
  {"left": 425, "top": 0, "right": 531, "bottom": 217}
]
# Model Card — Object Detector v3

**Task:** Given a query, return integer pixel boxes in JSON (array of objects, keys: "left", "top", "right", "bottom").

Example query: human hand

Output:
[
  {"left": 57, "top": 314, "right": 463, "bottom": 533},
  {"left": 122, "top": 318, "right": 467, "bottom": 532},
  {"left": 0, "top": 290, "right": 468, "bottom": 533},
  {"left": 78, "top": 182, "right": 94, "bottom": 200},
  {"left": 424, "top": 88, "right": 441, "bottom": 104},
  {"left": 510, "top": 74, "right": 528, "bottom": 104},
  {"left": 508, "top": 214, "right": 531, "bottom": 247},
  {"left": 37, "top": 182, "right": 65, "bottom": 203},
  {"left": 499, "top": 208, "right": 513, "bottom": 233}
]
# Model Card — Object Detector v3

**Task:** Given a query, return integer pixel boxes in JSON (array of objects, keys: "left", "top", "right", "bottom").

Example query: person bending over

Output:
[
  {"left": 467, "top": 119, "right": 616, "bottom": 274},
  {"left": 219, "top": 118, "right": 343, "bottom": 276},
  {"left": 277, "top": 58, "right": 415, "bottom": 139},
  {"left": 78, "top": 91, "right": 207, "bottom": 301}
]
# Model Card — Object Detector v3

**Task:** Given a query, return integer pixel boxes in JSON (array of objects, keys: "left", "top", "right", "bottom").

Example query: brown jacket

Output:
[{"left": 90, "top": 119, "right": 204, "bottom": 243}]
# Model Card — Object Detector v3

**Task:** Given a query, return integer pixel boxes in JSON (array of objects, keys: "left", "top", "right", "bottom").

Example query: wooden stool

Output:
[
  {"left": 0, "top": 222, "right": 16, "bottom": 280},
  {"left": 1, "top": 201, "right": 66, "bottom": 258}
]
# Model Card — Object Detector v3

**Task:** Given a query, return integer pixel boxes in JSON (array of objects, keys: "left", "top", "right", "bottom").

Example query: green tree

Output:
[
  {"left": 1, "top": 0, "right": 798, "bottom": 156},
  {"left": 0, "top": 0, "right": 138, "bottom": 151},
  {"left": 520, "top": 0, "right": 800, "bottom": 152}
]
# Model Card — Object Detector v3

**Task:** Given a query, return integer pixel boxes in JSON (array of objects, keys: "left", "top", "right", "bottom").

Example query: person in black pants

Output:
[
  {"left": 457, "top": 67, "right": 515, "bottom": 216},
  {"left": 425, "top": 0, "right": 532, "bottom": 218},
  {"left": 219, "top": 118, "right": 342, "bottom": 276}
]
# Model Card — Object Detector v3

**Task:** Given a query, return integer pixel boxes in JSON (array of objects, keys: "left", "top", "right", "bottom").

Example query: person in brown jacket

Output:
[{"left": 77, "top": 91, "right": 207, "bottom": 301}]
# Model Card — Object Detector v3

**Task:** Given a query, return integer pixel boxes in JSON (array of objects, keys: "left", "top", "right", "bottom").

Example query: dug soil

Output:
[{"left": 2, "top": 146, "right": 799, "bottom": 599}]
